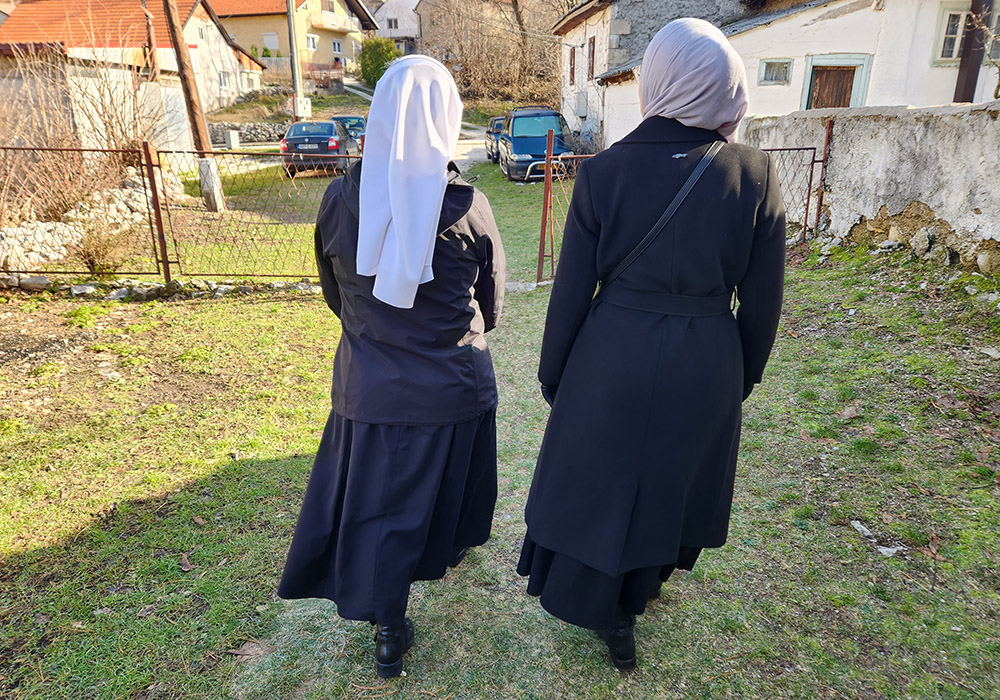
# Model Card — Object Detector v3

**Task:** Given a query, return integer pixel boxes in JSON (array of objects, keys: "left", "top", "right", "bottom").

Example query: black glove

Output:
[{"left": 540, "top": 383, "right": 558, "bottom": 407}]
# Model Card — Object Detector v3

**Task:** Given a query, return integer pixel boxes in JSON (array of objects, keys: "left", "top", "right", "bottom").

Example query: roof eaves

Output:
[
  {"left": 721, "top": 0, "right": 842, "bottom": 37},
  {"left": 552, "top": 0, "right": 611, "bottom": 36},
  {"left": 200, "top": 0, "right": 266, "bottom": 68},
  {"left": 595, "top": 56, "right": 639, "bottom": 85},
  {"left": 346, "top": 0, "right": 379, "bottom": 30}
]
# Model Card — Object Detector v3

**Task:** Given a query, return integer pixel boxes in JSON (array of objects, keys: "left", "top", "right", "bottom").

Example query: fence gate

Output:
[{"left": 537, "top": 130, "right": 828, "bottom": 282}]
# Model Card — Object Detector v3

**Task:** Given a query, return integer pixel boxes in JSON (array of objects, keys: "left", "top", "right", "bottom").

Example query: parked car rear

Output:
[
  {"left": 484, "top": 116, "right": 504, "bottom": 163},
  {"left": 279, "top": 121, "right": 360, "bottom": 177},
  {"left": 497, "top": 107, "right": 574, "bottom": 181}
]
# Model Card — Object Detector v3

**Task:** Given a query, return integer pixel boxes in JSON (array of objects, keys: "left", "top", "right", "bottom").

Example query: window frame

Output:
[
  {"left": 305, "top": 34, "right": 319, "bottom": 52},
  {"left": 587, "top": 36, "right": 595, "bottom": 81},
  {"left": 387, "top": 18, "right": 398, "bottom": 29},
  {"left": 332, "top": 39, "right": 343, "bottom": 54},
  {"left": 219, "top": 71, "right": 231, "bottom": 90},
  {"left": 933, "top": 3, "right": 973, "bottom": 65},
  {"left": 758, "top": 58, "right": 793, "bottom": 86},
  {"left": 569, "top": 46, "right": 575, "bottom": 86},
  {"left": 262, "top": 32, "right": 279, "bottom": 51},
  {"left": 197, "top": 25, "right": 206, "bottom": 40}
]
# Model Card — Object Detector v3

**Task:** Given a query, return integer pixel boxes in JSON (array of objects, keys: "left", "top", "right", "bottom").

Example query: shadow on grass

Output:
[{"left": 1, "top": 455, "right": 313, "bottom": 700}]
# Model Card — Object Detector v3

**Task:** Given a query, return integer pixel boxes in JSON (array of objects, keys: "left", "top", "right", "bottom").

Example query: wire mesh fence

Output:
[
  {"left": 537, "top": 139, "right": 824, "bottom": 282},
  {"left": 0, "top": 143, "right": 357, "bottom": 283},
  {"left": 156, "top": 151, "right": 357, "bottom": 279}
]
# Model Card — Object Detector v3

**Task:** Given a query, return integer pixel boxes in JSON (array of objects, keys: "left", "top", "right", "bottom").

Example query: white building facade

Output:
[{"left": 374, "top": 0, "right": 421, "bottom": 54}]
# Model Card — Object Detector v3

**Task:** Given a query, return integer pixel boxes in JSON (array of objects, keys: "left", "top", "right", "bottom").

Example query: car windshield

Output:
[
  {"left": 287, "top": 123, "right": 333, "bottom": 137},
  {"left": 334, "top": 117, "right": 366, "bottom": 131},
  {"left": 511, "top": 115, "right": 565, "bottom": 138}
]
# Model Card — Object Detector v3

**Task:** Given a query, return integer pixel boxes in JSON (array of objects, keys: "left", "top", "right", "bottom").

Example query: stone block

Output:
[
  {"left": 976, "top": 249, "right": 1000, "bottom": 276},
  {"left": 20, "top": 275, "right": 52, "bottom": 291},
  {"left": 609, "top": 19, "right": 631, "bottom": 35}
]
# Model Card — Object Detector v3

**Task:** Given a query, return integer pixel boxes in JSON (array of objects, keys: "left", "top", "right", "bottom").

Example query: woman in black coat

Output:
[
  {"left": 518, "top": 19, "right": 785, "bottom": 671},
  {"left": 278, "top": 57, "right": 505, "bottom": 678}
]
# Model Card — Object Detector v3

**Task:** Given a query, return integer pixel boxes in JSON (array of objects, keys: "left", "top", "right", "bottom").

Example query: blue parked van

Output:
[{"left": 497, "top": 107, "right": 574, "bottom": 181}]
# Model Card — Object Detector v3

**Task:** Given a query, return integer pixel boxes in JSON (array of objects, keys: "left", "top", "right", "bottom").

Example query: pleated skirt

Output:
[
  {"left": 517, "top": 536, "right": 702, "bottom": 630},
  {"left": 277, "top": 407, "right": 498, "bottom": 623}
]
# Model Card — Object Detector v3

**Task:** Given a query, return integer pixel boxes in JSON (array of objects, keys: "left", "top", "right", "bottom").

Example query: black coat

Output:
[
  {"left": 315, "top": 162, "right": 506, "bottom": 425},
  {"left": 524, "top": 117, "right": 785, "bottom": 577}
]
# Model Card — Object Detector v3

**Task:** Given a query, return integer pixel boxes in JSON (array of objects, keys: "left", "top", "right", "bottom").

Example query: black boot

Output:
[
  {"left": 596, "top": 613, "right": 636, "bottom": 672},
  {"left": 374, "top": 617, "right": 415, "bottom": 678}
]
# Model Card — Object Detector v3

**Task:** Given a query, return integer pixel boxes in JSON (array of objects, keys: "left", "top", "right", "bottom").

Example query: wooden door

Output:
[{"left": 808, "top": 66, "right": 856, "bottom": 108}]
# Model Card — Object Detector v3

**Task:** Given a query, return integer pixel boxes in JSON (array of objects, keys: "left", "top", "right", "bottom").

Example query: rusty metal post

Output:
[
  {"left": 142, "top": 141, "right": 172, "bottom": 284},
  {"left": 537, "top": 129, "right": 555, "bottom": 283},
  {"left": 815, "top": 118, "right": 834, "bottom": 235},
  {"left": 801, "top": 147, "right": 816, "bottom": 244}
]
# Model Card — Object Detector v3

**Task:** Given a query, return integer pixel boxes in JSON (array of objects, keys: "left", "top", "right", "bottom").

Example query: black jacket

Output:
[
  {"left": 525, "top": 117, "right": 785, "bottom": 576},
  {"left": 315, "top": 162, "right": 506, "bottom": 426}
]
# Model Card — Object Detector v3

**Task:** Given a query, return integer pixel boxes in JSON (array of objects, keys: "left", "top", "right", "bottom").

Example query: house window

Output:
[
  {"left": 332, "top": 40, "right": 343, "bottom": 54},
  {"left": 587, "top": 36, "right": 595, "bottom": 80},
  {"left": 198, "top": 25, "right": 205, "bottom": 40},
  {"left": 938, "top": 10, "right": 972, "bottom": 61},
  {"left": 306, "top": 34, "right": 319, "bottom": 51},
  {"left": 569, "top": 47, "right": 575, "bottom": 85},
  {"left": 396, "top": 42, "right": 404, "bottom": 52},
  {"left": 387, "top": 18, "right": 398, "bottom": 29},
  {"left": 219, "top": 71, "right": 231, "bottom": 90},
  {"left": 262, "top": 32, "right": 279, "bottom": 51},
  {"left": 758, "top": 59, "right": 792, "bottom": 85}
]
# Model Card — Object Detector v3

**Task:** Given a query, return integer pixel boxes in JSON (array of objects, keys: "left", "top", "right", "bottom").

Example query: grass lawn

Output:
[{"left": 2, "top": 163, "right": 999, "bottom": 699}]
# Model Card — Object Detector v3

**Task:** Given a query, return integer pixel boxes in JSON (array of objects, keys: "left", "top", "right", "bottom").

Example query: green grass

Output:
[
  {"left": 206, "top": 92, "right": 370, "bottom": 125},
  {"left": 2, "top": 168, "right": 1000, "bottom": 699}
]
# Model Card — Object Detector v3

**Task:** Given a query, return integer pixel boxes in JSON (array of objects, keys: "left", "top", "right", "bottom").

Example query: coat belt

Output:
[{"left": 598, "top": 286, "right": 734, "bottom": 317}]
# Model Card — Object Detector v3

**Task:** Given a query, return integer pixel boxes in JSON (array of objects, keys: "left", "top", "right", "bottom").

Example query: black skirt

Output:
[
  {"left": 278, "top": 407, "right": 497, "bottom": 623},
  {"left": 517, "top": 535, "right": 702, "bottom": 630}
]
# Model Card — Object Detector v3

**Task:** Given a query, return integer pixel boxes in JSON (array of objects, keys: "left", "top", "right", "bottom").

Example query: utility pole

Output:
[
  {"left": 162, "top": 0, "right": 225, "bottom": 211},
  {"left": 286, "top": 0, "right": 309, "bottom": 120}
]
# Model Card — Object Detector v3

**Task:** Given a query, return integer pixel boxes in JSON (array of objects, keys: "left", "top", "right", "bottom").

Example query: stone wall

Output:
[
  {"left": 742, "top": 100, "right": 1000, "bottom": 276},
  {"left": 208, "top": 121, "right": 291, "bottom": 145}
]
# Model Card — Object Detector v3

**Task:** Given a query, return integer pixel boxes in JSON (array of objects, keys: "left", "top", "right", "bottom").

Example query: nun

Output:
[
  {"left": 278, "top": 56, "right": 506, "bottom": 679},
  {"left": 518, "top": 19, "right": 785, "bottom": 671}
]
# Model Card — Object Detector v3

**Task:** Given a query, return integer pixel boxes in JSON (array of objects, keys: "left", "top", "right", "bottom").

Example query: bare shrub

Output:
[
  {"left": 0, "top": 13, "right": 166, "bottom": 272},
  {"left": 418, "top": 0, "right": 562, "bottom": 106}
]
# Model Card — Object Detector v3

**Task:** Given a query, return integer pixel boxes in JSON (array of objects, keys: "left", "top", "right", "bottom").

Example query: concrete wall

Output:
[
  {"left": 730, "top": 0, "right": 999, "bottom": 116},
  {"left": 742, "top": 101, "right": 1000, "bottom": 275},
  {"left": 603, "top": 79, "right": 641, "bottom": 145}
]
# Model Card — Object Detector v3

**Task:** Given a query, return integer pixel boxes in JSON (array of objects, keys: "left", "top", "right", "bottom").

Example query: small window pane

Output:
[
  {"left": 945, "top": 13, "right": 961, "bottom": 35},
  {"left": 762, "top": 60, "right": 790, "bottom": 84},
  {"left": 941, "top": 36, "right": 956, "bottom": 59}
]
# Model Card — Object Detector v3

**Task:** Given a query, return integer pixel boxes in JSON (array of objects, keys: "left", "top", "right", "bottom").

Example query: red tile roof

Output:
[
  {"left": 211, "top": 0, "right": 307, "bottom": 17},
  {"left": 0, "top": 0, "right": 203, "bottom": 48}
]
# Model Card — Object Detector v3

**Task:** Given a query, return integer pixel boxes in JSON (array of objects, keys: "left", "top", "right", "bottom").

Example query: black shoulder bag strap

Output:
[{"left": 598, "top": 140, "right": 724, "bottom": 294}]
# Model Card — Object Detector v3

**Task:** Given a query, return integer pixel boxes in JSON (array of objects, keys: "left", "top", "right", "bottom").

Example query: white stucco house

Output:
[
  {"left": 0, "top": 0, "right": 264, "bottom": 150},
  {"left": 555, "top": 0, "right": 1000, "bottom": 149},
  {"left": 372, "top": 0, "right": 421, "bottom": 54}
]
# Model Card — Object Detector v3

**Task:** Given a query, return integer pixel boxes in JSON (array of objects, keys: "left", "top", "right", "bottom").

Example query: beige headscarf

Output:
[{"left": 639, "top": 18, "right": 748, "bottom": 142}]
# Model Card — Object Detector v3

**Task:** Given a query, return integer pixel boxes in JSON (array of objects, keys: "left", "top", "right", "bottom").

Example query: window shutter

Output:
[
  {"left": 588, "top": 37, "right": 595, "bottom": 80},
  {"left": 569, "top": 48, "right": 575, "bottom": 85}
]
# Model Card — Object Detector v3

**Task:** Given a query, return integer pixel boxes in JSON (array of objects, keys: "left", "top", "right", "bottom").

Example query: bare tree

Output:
[{"left": 970, "top": 10, "right": 1000, "bottom": 99}]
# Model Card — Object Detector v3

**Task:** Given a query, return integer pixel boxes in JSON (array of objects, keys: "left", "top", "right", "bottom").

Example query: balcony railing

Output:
[{"left": 310, "top": 10, "right": 360, "bottom": 33}]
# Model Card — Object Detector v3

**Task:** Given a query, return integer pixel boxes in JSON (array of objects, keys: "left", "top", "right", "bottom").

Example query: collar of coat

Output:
[
  {"left": 617, "top": 117, "right": 725, "bottom": 145},
  {"left": 342, "top": 160, "right": 476, "bottom": 234}
]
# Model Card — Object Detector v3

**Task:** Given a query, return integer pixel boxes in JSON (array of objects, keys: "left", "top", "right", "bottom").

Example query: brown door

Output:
[{"left": 808, "top": 66, "right": 856, "bottom": 108}]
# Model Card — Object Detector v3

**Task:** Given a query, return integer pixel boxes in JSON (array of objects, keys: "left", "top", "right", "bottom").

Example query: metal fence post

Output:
[
  {"left": 815, "top": 118, "right": 835, "bottom": 235},
  {"left": 537, "top": 129, "right": 555, "bottom": 283},
  {"left": 142, "top": 141, "right": 172, "bottom": 284}
]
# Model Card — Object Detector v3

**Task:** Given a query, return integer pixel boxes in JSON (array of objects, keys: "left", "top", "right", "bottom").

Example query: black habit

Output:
[
  {"left": 279, "top": 162, "right": 506, "bottom": 623},
  {"left": 519, "top": 117, "right": 785, "bottom": 629}
]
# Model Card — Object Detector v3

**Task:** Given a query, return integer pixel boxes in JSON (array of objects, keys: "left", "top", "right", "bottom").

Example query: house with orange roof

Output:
[
  {"left": 213, "top": 0, "right": 377, "bottom": 76},
  {"left": 0, "top": 0, "right": 264, "bottom": 149}
]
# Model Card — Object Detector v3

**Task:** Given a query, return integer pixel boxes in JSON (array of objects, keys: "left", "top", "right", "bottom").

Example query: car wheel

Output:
[{"left": 505, "top": 156, "right": 516, "bottom": 182}]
